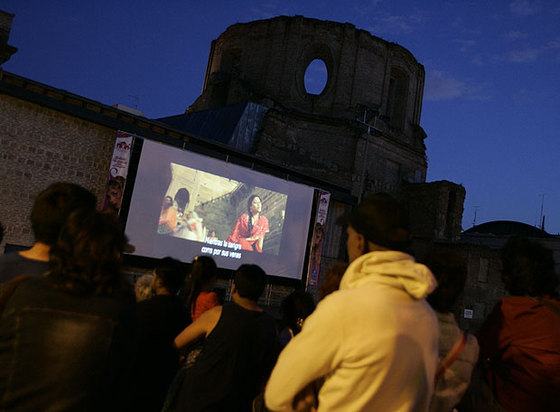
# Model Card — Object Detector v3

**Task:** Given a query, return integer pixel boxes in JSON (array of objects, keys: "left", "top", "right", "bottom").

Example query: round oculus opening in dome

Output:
[{"left": 304, "top": 59, "right": 328, "bottom": 95}]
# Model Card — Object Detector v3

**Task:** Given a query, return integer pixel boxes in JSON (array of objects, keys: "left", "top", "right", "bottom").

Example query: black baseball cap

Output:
[{"left": 339, "top": 193, "right": 410, "bottom": 252}]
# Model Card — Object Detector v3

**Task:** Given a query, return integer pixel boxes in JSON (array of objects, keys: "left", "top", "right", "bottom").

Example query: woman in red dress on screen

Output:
[{"left": 227, "top": 194, "right": 269, "bottom": 253}]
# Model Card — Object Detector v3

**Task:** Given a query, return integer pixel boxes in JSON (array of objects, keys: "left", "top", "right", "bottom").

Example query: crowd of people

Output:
[{"left": 0, "top": 182, "right": 559, "bottom": 411}]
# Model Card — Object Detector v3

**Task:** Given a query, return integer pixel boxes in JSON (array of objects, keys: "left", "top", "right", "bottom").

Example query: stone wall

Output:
[
  {"left": 400, "top": 180, "right": 466, "bottom": 241},
  {"left": 0, "top": 94, "right": 115, "bottom": 248},
  {"left": 192, "top": 16, "right": 425, "bottom": 131}
]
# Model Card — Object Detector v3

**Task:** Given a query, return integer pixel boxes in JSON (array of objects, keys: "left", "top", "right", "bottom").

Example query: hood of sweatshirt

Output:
[{"left": 339, "top": 250, "right": 437, "bottom": 300}]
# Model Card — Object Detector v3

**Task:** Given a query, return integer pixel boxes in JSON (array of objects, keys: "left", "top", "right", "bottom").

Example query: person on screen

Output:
[
  {"left": 174, "top": 188, "right": 190, "bottom": 217},
  {"left": 226, "top": 195, "right": 269, "bottom": 253},
  {"left": 158, "top": 196, "right": 177, "bottom": 235},
  {"left": 174, "top": 211, "right": 205, "bottom": 242}
]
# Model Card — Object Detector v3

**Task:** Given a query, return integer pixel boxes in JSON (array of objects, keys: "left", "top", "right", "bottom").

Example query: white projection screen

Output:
[{"left": 124, "top": 139, "right": 315, "bottom": 280}]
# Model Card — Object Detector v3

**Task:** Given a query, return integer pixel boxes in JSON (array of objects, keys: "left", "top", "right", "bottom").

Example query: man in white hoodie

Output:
[{"left": 265, "top": 193, "right": 439, "bottom": 412}]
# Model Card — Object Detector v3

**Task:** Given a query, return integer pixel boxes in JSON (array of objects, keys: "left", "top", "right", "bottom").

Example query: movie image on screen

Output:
[
  {"left": 159, "top": 162, "right": 288, "bottom": 256},
  {"left": 124, "top": 139, "right": 315, "bottom": 280}
]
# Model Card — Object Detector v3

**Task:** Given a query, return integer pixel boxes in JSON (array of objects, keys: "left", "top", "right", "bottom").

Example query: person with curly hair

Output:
[
  {"left": 477, "top": 236, "right": 560, "bottom": 412},
  {"left": 0, "top": 209, "right": 137, "bottom": 411}
]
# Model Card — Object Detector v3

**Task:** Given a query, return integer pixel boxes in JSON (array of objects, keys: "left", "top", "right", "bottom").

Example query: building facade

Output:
[{"left": 1, "top": 14, "right": 468, "bottom": 304}]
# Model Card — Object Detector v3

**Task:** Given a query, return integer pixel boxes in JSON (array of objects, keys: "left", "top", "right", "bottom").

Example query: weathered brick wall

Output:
[
  {"left": 255, "top": 109, "right": 426, "bottom": 198},
  {"left": 400, "top": 180, "right": 466, "bottom": 241},
  {"left": 255, "top": 110, "right": 358, "bottom": 189},
  {"left": 0, "top": 94, "right": 116, "bottom": 249}
]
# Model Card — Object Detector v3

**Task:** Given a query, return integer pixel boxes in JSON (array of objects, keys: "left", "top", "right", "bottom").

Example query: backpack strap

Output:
[{"left": 435, "top": 331, "right": 468, "bottom": 381}]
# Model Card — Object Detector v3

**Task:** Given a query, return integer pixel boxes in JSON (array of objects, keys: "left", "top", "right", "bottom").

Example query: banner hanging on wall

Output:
[
  {"left": 102, "top": 131, "right": 135, "bottom": 214},
  {"left": 306, "top": 190, "right": 330, "bottom": 287}
]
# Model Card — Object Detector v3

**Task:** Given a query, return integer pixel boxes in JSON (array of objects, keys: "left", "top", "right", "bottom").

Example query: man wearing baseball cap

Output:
[{"left": 265, "top": 193, "right": 439, "bottom": 412}]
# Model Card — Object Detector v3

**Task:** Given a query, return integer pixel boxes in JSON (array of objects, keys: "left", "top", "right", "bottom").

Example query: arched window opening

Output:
[{"left": 304, "top": 59, "right": 328, "bottom": 95}]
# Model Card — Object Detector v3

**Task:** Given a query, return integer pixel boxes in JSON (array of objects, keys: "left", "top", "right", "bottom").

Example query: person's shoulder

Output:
[
  {"left": 258, "top": 309, "right": 276, "bottom": 323},
  {"left": 200, "top": 290, "right": 218, "bottom": 299},
  {"left": 0, "top": 253, "right": 49, "bottom": 282},
  {"left": 0, "top": 252, "right": 21, "bottom": 263},
  {"left": 202, "top": 304, "right": 223, "bottom": 319},
  {"left": 0, "top": 252, "right": 32, "bottom": 269}
]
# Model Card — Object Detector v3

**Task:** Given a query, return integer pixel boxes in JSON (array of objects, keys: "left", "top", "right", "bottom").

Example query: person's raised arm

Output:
[{"left": 174, "top": 305, "right": 222, "bottom": 349}]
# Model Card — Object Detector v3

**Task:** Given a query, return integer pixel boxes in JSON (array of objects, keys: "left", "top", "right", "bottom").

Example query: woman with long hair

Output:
[
  {"left": 184, "top": 255, "right": 219, "bottom": 323},
  {"left": 0, "top": 209, "right": 136, "bottom": 411},
  {"left": 226, "top": 194, "right": 270, "bottom": 253}
]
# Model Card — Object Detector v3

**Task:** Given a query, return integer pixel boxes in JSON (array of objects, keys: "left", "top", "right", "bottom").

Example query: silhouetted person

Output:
[
  {"left": 278, "top": 290, "right": 316, "bottom": 347},
  {"left": 0, "top": 182, "right": 96, "bottom": 283},
  {"left": 0, "top": 209, "right": 137, "bottom": 411},
  {"left": 133, "top": 257, "right": 189, "bottom": 412},
  {"left": 422, "top": 247, "right": 479, "bottom": 412},
  {"left": 183, "top": 256, "right": 219, "bottom": 323},
  {"left": 172, "top": 264, "right": 278, "bottom": 411},
  {"left": 476, "top": 237, "right": 560, "bottom": 412},
  {"left": 318, "top": 262, "right": 348, "bottom": 301}
]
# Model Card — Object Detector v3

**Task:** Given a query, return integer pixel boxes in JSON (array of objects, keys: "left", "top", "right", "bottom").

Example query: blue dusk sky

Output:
[{"left": 2, "top": 0, "right": 560, "bottom": 233}]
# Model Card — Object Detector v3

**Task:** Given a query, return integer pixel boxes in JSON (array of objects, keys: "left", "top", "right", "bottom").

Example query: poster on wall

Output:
[
  {"left": 102, "top": 131, "right": 134, "bottom": 214},
  {"left": 306, "top": 190, "right": 330, "bottom": 287}
]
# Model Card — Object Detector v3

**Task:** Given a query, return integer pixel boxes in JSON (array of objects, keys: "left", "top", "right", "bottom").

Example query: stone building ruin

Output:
[{"left": 166, "top": 16, "right": 430, "bottom": 199}]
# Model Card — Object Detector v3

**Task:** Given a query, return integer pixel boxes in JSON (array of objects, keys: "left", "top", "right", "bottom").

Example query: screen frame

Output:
[{"left": 119, "top": 136, "right": 323, "bottom": 282}]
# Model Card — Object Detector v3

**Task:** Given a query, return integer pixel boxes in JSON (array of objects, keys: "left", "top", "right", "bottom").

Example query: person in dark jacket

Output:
[{"left": 0, "top": 208, "right": 137, "bottom": 411}]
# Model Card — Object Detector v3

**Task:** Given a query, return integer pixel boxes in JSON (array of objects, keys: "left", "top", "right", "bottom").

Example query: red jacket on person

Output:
[{"left": 477, "top": 296, "right": 560, "bottom": 412}]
